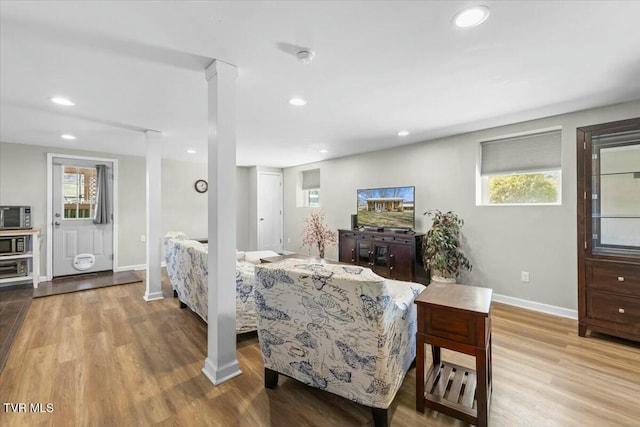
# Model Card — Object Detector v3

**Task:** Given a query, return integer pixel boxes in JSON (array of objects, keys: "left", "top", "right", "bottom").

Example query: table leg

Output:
[
  {"left": 488, "top": 333, "right": 493, "bottom": 390},
  {"left": 431, "top": 344, "right": 441, "bottom": 367},
  {"left": 475, "top": 346, "right": 489, "bottom": 427},
  {"left": 416, "top": 333, "right": 425, "bottom": 412}
]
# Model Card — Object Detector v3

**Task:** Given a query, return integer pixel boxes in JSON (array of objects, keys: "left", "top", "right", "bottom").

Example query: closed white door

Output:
[
  {"left": 52, "top": 159, "right": 114, "bottom": 277},
  {"left": 257, "top": 171, "right": 283, "bottom": 252}
]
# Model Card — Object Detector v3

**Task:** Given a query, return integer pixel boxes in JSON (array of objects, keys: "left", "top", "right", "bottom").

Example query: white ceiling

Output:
[{"left": 1, "top": 1, "right": 640, "bottom": 167}]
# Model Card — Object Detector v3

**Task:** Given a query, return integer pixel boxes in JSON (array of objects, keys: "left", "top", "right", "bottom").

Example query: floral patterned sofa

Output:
[
  {"left": 163, "top": 232, "right": 278, "bottom": 334},
  {"left": 254, "top": 258, "right": 426, "bottom": 427}
]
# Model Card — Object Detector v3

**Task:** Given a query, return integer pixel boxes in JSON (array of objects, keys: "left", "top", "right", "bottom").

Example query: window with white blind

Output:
[
  {"left": 478, "top": 128, "right": 562, "bottom": 205},
  {"left": 298, "top": 168, "right": 321, "bottom": 207}
]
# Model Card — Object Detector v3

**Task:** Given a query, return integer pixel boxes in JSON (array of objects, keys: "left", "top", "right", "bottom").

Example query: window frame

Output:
[
  {"left": 296, "top": 168, "right": 322, "bottom": 208},
  {"left": 476, "top": 127, "right": 563, "bottom": 206}
]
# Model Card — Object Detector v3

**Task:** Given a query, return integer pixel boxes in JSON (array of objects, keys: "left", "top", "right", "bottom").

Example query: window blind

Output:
[
  {"left": 302, "top": 169, "right": 320, "bottom": 190},
  {"left": 481, "top": 129, "right": 561, "bottom": 175}
]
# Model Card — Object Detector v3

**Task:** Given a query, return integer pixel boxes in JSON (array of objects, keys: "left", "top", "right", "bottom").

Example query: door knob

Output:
[
  {"left": 54, "top": 221, "right": 61, "bottom": 226},
  {"left": 260, "top": 218, "right": 265, "bottom": 221},
  {"left": 55, "top": 213, "right": 61, "bottom": 218}
]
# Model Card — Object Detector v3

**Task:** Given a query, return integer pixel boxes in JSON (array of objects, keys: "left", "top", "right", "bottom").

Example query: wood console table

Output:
[{"left": 415, "top": 283, "right": 493, "bottom": 427}]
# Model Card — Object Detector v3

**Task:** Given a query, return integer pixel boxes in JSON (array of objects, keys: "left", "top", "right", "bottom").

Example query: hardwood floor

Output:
[
  {"left": 1, "top": 273, "right": 639, "bottom": 426},
  {"left": 0, "top": 283, "right": 32, "bottom": 373},
  {"left": 33, "top": 270, "right": 142, "bottom": 298},
  {"left": 0, "top": 271, "right": 143, "bottom": 373}
]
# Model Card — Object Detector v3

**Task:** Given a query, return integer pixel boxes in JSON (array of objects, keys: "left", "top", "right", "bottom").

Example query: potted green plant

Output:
[{"left": 422, "top": 210, "right": 472, "bottom": 283}]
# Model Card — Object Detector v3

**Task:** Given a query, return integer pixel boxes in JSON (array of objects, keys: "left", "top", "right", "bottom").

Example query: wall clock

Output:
[{"left": 194, "top": 179, "right": 208, "bottom": 193}]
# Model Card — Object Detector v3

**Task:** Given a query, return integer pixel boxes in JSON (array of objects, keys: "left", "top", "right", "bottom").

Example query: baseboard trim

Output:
[
  {"left": 115, "top": 262, "right": 166, "bottom": 272},
  {"left": 202, "top": 357, "right": 242, "bottom": 385},
  {"left": 492, "top": 293, "right": 578, "bottom": 320},
  {"left": 143, "top": 291, "right": 164, "bottom": 302},
  {"left": 115, "top": 264, "right": 145, "bottom": 272}
]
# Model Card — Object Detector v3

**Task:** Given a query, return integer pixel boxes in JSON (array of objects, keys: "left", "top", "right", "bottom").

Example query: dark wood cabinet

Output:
[
  {"left": 338, "top": 229, "right": 428, "bottom": 284},
  {"left": 577, "top": 117, "right": 640, "bottom": 342}
]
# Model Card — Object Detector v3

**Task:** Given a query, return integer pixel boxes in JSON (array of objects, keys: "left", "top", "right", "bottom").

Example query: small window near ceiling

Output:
[
  {"left": 297, "top": 168, "right": 321, "bottom": 207},
  {"left": 478, "top": 128, "right": 562, "bottom": 205}
]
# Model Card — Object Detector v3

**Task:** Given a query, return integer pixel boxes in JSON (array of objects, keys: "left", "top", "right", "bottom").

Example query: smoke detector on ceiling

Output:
[{"left": 296, "top": 50, "right": 315, "bottom": 64}]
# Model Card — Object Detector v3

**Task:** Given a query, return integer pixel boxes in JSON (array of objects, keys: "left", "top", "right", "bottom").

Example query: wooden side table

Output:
[{"left": 415, "top": 283, "right": 493, "bottom": 427}]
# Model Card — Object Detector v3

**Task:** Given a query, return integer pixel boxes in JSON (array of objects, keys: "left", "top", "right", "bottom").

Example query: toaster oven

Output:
[{"left": 0, "top": 259, "right": 28, "bottom": 279}]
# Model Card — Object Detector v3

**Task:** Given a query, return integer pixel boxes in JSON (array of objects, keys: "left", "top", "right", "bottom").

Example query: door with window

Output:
[{"left": 52, "top": 158, "right": 114, "bottom": 276}]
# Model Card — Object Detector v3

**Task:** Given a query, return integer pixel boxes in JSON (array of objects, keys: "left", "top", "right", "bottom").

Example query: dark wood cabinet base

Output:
[{"left": 338, "top": 229, "right": 428, "bottom": 284}]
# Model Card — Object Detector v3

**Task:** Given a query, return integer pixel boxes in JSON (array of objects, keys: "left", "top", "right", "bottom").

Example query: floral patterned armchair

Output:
[{"left": 254, "top": 258, "right": 426, "bottom": 427}]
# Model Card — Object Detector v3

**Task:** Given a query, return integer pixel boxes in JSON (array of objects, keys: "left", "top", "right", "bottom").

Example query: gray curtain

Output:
[{"left": 93, "top": 164, "right": 112, "bottom": 224}]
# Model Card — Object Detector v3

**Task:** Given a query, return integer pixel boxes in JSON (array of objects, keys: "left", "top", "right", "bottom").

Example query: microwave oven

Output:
[
  {"left": 0, "top": 236, "right": 27, "bottom": 256},
  {"left": 0, "top": 206, "right": 32, "bottom": 230},
  {"left": 0, "top": 259, "right": 28, "bottom": 279}
]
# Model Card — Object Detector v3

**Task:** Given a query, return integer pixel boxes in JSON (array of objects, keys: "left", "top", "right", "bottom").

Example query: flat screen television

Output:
[{"left": 357, "top": 186, "right": 415, "bottom": 230}]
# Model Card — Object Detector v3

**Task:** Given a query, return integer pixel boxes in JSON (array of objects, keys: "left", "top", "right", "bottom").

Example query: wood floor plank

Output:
[{"left": 1, "top": 272, "right": 639, "bottom": 427}]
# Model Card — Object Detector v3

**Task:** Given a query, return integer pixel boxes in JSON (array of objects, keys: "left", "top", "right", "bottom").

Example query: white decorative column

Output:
[
  {"left": 144, "top": 130, "right": 164, "bottom": 301},
  {"left": 202, "top": 60, "right": 241, "bottom": 384}
]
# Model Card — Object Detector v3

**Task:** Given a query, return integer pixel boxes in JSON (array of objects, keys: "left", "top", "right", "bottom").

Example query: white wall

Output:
[
  {"left": 282, "top": 100, "right": 640, "bottom": 311},
  {"left": 0, "top": 142, "right": 251, "bottom": 275}
]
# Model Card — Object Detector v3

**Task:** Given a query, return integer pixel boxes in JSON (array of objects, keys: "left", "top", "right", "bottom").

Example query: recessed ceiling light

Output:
[
  {"left": 319, "top": 149, "right": 328, "bottom": 153},
  {"left": 61, "top": 134, "right": 76, "bottom": 140},
  {"left": 50, "top": 97, "right": 75, "bottom": 106},
  {"left": 289, "top": 97, "right": 307, "bottom": 106},
  {"left": 398, "top": 130, "right": 410, "bottom": 136},
  {"left": 452, "top": 5, "right": 490, "bottom": 28},
  {"left": 186, "top": 149, "right": 197, "bottom": 154}
]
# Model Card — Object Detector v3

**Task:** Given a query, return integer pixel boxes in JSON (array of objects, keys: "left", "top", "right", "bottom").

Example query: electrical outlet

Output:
[
  {"left": 521, "top": 271, "right": 530, "bottom": 283},
  {"left": 140, "top": 235, "right": 146, "bottom": 242},
  {"left": 287, "top": 237, "right": 291, "bottom": 243}
]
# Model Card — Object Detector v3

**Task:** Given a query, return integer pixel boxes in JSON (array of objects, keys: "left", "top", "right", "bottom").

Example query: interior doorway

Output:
[{"left": 257, "top": 171, "right": 283, "bottom": 252}]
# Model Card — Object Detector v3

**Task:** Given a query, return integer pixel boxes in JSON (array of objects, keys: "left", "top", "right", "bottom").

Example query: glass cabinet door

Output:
[
  {"left": 357, "top": 241, "right": 372, "bottom": 264},
  {"left": 591, "top": 130, "right": 640, "bottom": 256}
]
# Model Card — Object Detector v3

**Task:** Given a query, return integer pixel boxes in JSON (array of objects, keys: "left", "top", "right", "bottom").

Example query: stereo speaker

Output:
[{"left": 351, "top": 214, "right": 358, "bottom": 230}]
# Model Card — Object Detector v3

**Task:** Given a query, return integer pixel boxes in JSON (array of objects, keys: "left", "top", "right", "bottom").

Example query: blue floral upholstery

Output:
[
  {"left": 163, "top": 233, "right": 278, "bottom": 334},
  {"left": 254, "top": 258, "right": 426, "bottom": 411},
  {"left": 163, "top": 232, "right": 188, "bottom": 292}
]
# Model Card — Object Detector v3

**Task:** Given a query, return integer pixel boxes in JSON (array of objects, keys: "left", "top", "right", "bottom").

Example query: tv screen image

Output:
[{"left": 357, "top": 186, "right": 415, "bottom": 230}]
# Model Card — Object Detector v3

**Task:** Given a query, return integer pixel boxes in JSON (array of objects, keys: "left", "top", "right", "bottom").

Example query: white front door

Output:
[
  {"left": 52, "top": 158, "right": 114, "bottom": 277},
  {"left": 257, "top": 171, "right": 283, "bottom": 252}
]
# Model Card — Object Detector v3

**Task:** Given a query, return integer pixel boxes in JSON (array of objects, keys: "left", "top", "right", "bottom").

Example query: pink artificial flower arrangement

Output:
[{"left": 302, "top": 210, "right": 337, "bottom": 258}]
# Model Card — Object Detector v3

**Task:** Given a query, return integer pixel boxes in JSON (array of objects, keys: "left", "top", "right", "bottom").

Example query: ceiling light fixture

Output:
[
  {"left": 50, "top": 97, "right": 75, "bottom": 106},
  {"left": 452, "top": 5, "right": 490, "bottom": 28},
  {"left": 319, "top": 149, "right": 328, "bottom": 153},
  {"left": 186, "top": 149, "right": 196, "bottom": 154},
  {"left": 296, "top": 50, "right": 315, "bottom": 65},
  {"left": 398, "top": 130, "right": 410, "bottom": 136},
  {"left": 61, "top": 134, "right": 76, "bottom": 140},
  {"left": 289, "top": 97, "right": 307, "bottom": 106}
]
